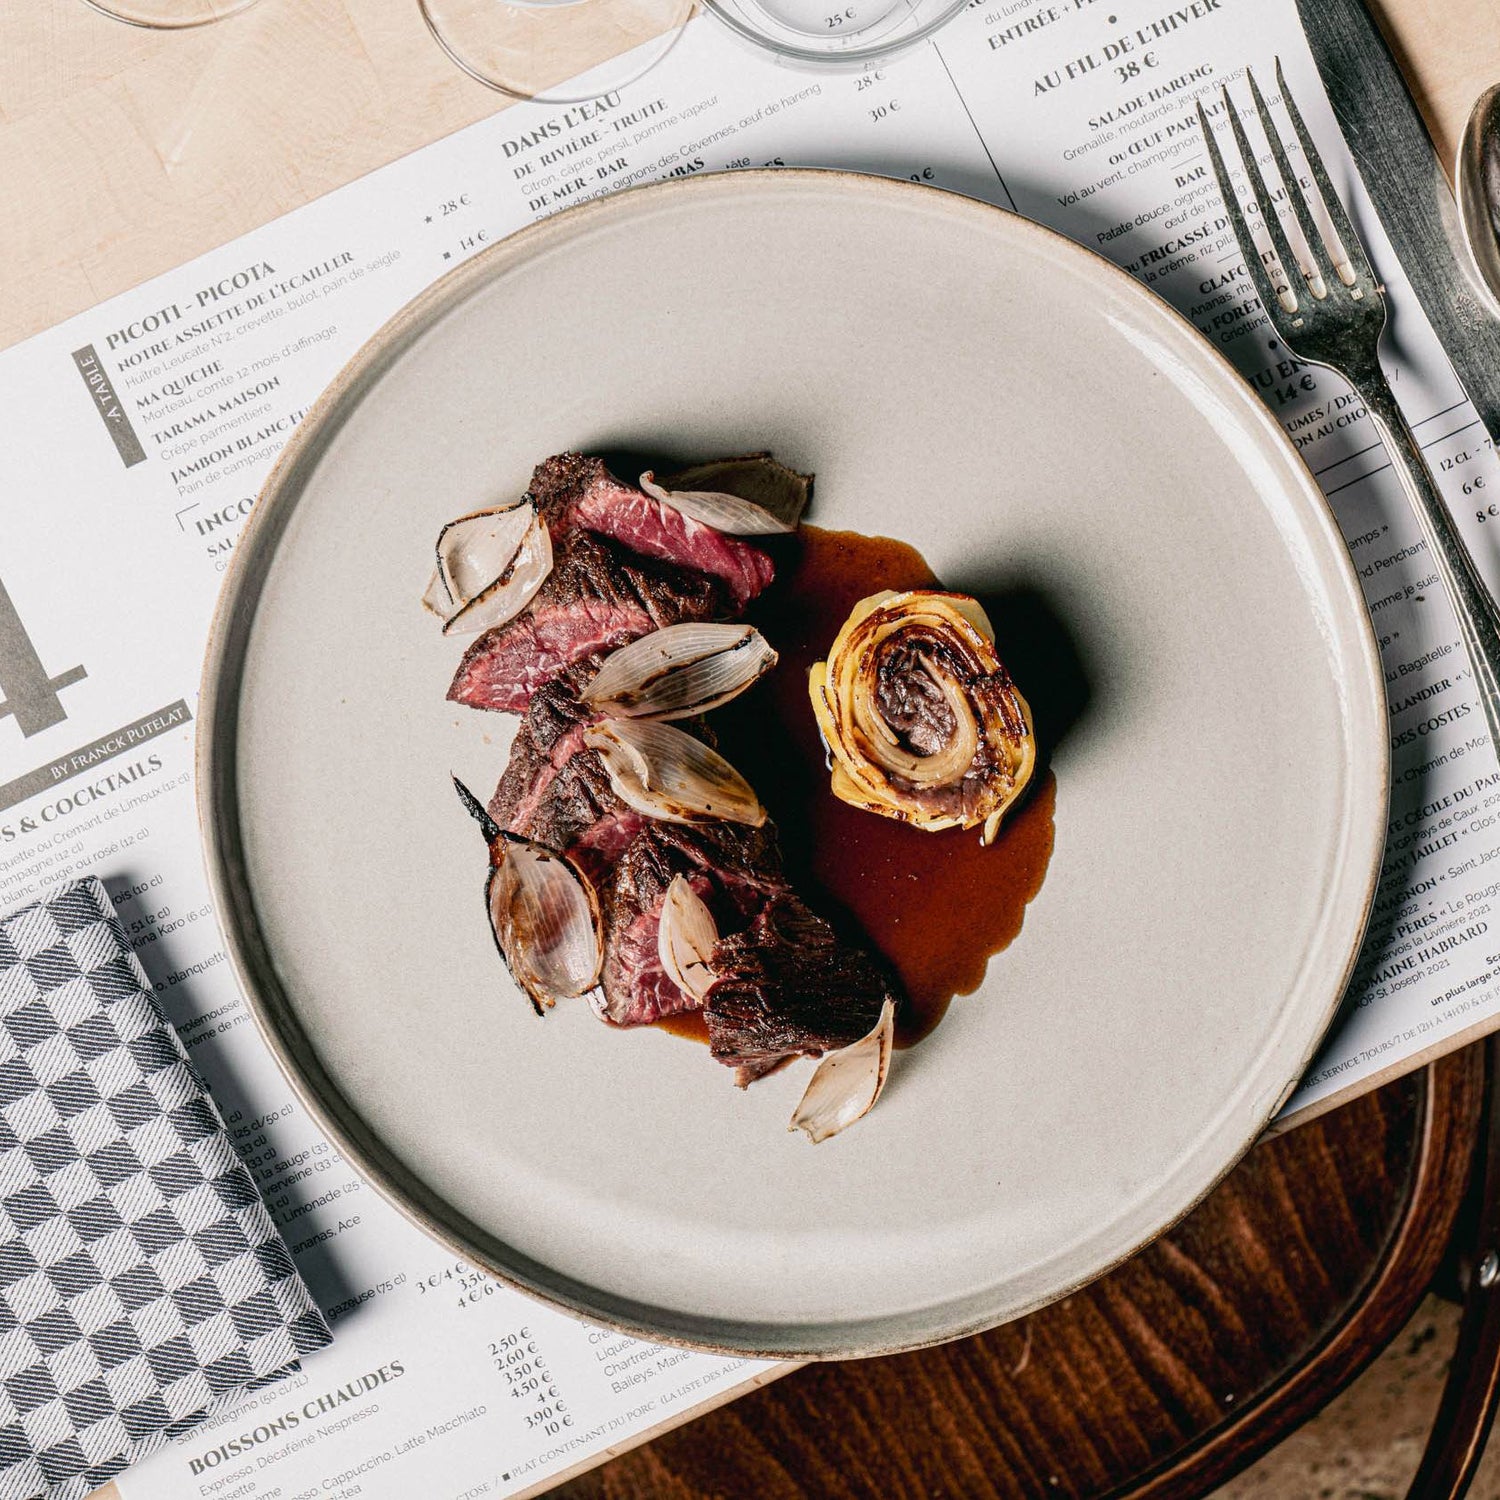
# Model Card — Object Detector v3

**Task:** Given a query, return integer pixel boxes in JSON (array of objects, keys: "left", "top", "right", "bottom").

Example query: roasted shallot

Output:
[
  {"left": 657, "top": 874, "right": 719, "bottom": 1003},
  {"left": 423, "top": 501, "right": 554, "bottom": 636},
  {"left": 453, "top": 776, "right": 603, "bottom": 1015},
  {"left": 583, "top": 623, "right": 777, "bottom": 720},
  {"left": 583, "top": 718, "right": 766, "bottom": 828},
  {"left": 485, "top": 834, "right": 603, "bottom": 1013},
  {"left": 639, "top": 452, "right": 811, "bottom": 537},
  {"left": 788, "top": 999, "right": 896, "bottom": 1144}
]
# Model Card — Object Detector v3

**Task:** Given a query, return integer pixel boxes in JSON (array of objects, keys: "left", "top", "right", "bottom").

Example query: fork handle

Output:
[{"left": 1356, "top": 371, "right": 1500, "bottom": 755}]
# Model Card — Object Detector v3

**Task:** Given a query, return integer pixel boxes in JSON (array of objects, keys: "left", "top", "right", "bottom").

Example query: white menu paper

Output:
[{"left": 1, "top": 0, "right": 1498, "bottom": 1494}]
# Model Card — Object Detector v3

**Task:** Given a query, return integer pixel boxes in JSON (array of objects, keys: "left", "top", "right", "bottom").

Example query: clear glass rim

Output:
[
  {"left": 78, "top": 0, "right": 263, "bottom": 28},
  {"left": 417, "top": 0, "right": 693, "bottom": 102},
  {"left": 698, "top": 0, "right": 963, "bottom": 66}
]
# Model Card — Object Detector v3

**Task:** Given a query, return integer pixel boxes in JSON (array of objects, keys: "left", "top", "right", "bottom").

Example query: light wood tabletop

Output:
[{"left": 1, "top": 0, "right": 1497, "bottom": 352}]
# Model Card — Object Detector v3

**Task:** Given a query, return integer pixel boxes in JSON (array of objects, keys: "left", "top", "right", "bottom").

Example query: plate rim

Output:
[{"left": 196, "top": 167, "right": 1390, "bottom": 1359}]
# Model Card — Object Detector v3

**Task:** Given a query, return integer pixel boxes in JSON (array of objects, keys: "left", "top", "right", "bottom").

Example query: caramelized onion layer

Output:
[{"left": 808, "top": 589, "right": 1035, "bottom": 844}]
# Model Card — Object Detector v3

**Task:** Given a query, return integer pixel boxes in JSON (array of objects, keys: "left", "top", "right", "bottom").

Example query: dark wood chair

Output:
[{"left": 550, "top": 1041, "right": 1500, "bottom": 1499}]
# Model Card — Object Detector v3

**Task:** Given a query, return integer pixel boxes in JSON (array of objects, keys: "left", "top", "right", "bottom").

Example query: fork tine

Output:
[
  {"left": 1197, "top": 97, "right": 1297, "bottom": 320},
  {"left": 1246, "top": 67, "right": 1333, "bottom": 298},
  {"left": 1217, "top": 86, "right": 1305, "bottom": 316},
  {"left": 1274, "top": 56, "right": 1362, "bottom": 287}
]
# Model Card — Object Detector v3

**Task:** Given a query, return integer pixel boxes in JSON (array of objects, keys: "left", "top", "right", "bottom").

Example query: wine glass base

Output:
[
  {"left": 699, "top": 0, "right": 968, "bottom": 66},
  {"left": 79, "top": 0, "right": 262, "bottom": 27},
  {"left": 420, "top": 0, "right": 694, "bottom": 103}
]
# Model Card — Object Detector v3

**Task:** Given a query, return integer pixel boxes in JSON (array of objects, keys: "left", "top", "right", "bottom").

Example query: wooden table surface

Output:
[
  {"left": 0, "top": 0, "right": 1498, "bottom": 351},
  {"left": 11, "top": 2, "right": 1500, "bottom": 1495},
  {"left": 547, "top": 1051, "right": 1486, "bottom": 1499}
]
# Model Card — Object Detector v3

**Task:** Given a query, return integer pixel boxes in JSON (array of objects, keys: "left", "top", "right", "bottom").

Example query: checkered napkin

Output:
[{"left": 0, "top": 878, "right": 331, "bottom": 1500}]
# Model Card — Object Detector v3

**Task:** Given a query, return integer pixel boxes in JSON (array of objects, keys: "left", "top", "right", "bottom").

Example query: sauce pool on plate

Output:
[{"left": 696, "top": 525, "right": 1056, "bottom": 1047}]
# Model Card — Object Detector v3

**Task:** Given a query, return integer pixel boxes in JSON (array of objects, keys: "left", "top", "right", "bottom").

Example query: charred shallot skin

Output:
[
  {"left": 809, "top": 589, "right": 1036, "bottom": 845},
  {"left": 452, "top": 776, "right": 604, "bottom": 1016}
]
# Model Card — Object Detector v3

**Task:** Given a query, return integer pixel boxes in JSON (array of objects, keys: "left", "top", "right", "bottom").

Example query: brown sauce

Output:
[
  {"left": 688, "top": 525, "right": 1056, "bottom": 1047},
  {"left": 655, "top": 1010, "right": 710, "bottom": 1044}
]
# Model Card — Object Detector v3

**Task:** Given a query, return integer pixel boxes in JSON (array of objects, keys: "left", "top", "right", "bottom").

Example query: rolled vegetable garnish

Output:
[{"left": 808, "top": 589, "right": 1036, "bottom": 845}]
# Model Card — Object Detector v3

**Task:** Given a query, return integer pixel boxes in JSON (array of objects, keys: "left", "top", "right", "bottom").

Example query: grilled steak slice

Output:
[
  {"left": 528, "top": 453, "right": 774, "bottom": 609},
  {"left": 449, "top": 531, "right": 727, "bottom": 714},
  {"left": 704, "top": 893, "right": 897, "bottom": 1085},
  {"left": 487, "top": 660, "right": 601, "bottom": 834},
  {"left": 599, "top": 821, "right": 784, "bottom": 1026},
  {"left": 490, "top": 666, "right": 722, "bottom": 862},
  {"left": 484, "top": 663, "right": 630, "bottom": 867},
  {"left": 604, "top": 868, "right": 716, "bottom": 1028},
  {"left": 504, "top": 748, "right": 641, "bottom": 885}
]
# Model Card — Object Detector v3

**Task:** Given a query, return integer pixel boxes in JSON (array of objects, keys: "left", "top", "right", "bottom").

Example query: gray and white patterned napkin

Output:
[{"left": 0, "top": 877, "right": 331, "bottom": 1500}]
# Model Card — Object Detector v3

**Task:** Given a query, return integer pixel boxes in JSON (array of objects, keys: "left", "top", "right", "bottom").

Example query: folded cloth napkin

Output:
[{"left": 0, "top": 878, "right": 331, "bottom": 1500}]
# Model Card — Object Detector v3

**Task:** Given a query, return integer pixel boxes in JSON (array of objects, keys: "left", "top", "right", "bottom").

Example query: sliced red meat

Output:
[
  {"left": 570, "top": 489, "right": 774, "bottom": 611},
  {"left": 704, "top": 893, "right": 897, "bottom": 1086},
  {"left": 528, "top": 452, "right": 774, "bottom": 609},
  {"left": 602, "top": 867, "right": 716, "bottom": 1028},
  {"left": 488, "top": 660, "right": 600, "bottom": 834},
  {"left": 461, "top": 451, "right": 899, "bottom": 1074},
  {"left": 490, "top": 669, "right": 718, "bottom": 881},
  {"left": 448, "top": 531, "right": 727, "bottom": 714},
  {"left": 501, "top": 749, "right": 647, "bottom": 892},
  {"left": 599, "top": 821, "right": 784, "bottom": 1027},
  {"left": 515, "top": 748, "right": 616, "bottom": 846},
  {"left": 491, "top": 721, "right": 588, "bottom": 838},
  {"left": 569, "top": 807, "right": 651, "bottom": 888}
]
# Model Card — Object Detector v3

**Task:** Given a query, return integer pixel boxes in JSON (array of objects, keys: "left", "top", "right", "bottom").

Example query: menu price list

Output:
[
  {"left": 177, "top": 1314, "right": 756, "bottom": 1500},
  {"left": 178, "top": 1286, "right": 754, "bottom": 1500}
]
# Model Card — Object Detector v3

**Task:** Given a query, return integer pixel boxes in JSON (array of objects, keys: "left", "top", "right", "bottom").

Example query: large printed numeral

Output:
[{"left": 0, "top": 579, "right": 86, "bottom": 738}]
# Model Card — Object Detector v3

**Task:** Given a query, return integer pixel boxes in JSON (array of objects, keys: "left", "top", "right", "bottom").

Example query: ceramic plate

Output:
[{"left": 199, "top": 171, "right": 1387, "bottom": 1358}]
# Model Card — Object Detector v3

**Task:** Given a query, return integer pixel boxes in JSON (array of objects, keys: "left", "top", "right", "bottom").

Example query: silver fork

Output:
[{"left": 1198, "top": 61, "right": 1500, "bottom": 753}]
